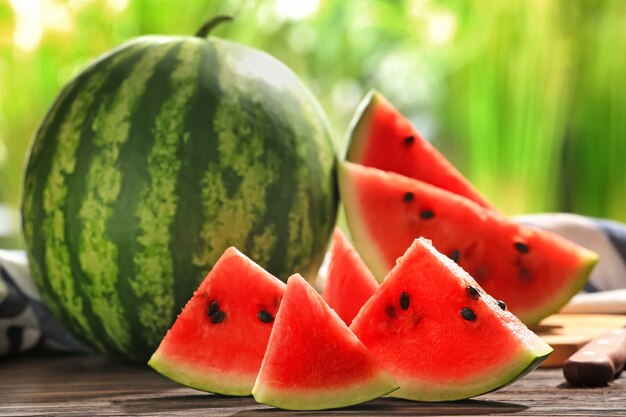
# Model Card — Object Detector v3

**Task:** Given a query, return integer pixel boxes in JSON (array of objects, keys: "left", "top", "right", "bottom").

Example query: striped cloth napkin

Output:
[
  {"left": 2, "top": 213, "right": 625, "bottom": 357},
  {"left": 0, "top": 250, "right": 87, "bottom": 356}
]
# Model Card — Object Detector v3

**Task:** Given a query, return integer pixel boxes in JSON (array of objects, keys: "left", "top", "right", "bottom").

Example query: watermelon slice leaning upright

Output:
[
  {"left": 322, "top": 228, "right": 379, "bottom": 325},
  {"left": 345, "top": 90, "right": 496, "bottom": 211},
  {"left": 148, "top": 247, "right": 285, "bottom": 396},
  {"left": 253, "top": 274, "right": 398, "bottom": 410},
  {"left": 351, "top": 237, "right": 553, "bottom": 401},
  {"left": 339, "top": 162, "right": 598, "bottom": 324}
]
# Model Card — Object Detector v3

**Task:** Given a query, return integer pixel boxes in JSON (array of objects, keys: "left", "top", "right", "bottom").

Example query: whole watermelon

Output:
[{"left": 20, "top": 18, "right": 338, "bottom": 361}]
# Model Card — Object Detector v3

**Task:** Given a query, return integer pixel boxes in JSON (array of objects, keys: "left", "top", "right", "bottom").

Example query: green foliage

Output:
[
  {"left": 1, "top": 0, "right": 626, "bottom": 248},
  {"left": 438, "top": 0, "right": 626, "bottom": 218}
]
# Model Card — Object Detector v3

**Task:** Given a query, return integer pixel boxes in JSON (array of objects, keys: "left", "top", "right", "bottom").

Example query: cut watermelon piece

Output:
[
  {"left": 351, "top": 237, "right": 553, "bottom": 401},
  {"left": 339, "top": 162, "right": 598, "bottom": 324},
  {"left": 322, "top": 228, "right": 379, "bottom": 325},
  {"left": 148, "top": 247, "right": 285, "bottom": 396},
  {"left": 345, "top": 90, "right": 496, "bottom": 211},
  {"left": 252, "top": 274, "right": 398, "bottom": 410}
]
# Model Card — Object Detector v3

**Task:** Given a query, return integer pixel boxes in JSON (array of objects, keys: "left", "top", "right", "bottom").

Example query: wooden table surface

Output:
[{"left": 2, "top": 353, "right": 626, "bottom": 416}]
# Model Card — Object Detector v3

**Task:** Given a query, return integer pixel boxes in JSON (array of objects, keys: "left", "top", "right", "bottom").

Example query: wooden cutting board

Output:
[{"left": 532, "top": 313, "right": 626, "bottom": 368}]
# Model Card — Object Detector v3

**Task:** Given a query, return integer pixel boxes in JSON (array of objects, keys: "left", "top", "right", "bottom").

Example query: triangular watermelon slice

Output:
[
  {"left": 322, "top": 228, "right": 379, "bottom": 325},
  {"left": 148, "top": 247, "right": 285, "bottom": 396},
  {"left": 252, "top": 274, "right": 398, "bottom": 410},
  {"left": 351, "top": 237, "right": 553, "bottom": 401},
  {"left": 339, "top": 161, "right": 597, "bottom": 324},
  {"left": 345, "top": 90, "right": 496, "bottom": 211}
]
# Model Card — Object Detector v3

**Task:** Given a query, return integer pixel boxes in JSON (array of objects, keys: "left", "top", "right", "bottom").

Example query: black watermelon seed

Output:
[
  {"left": 449, "top": 249, "right": 460, "bottom": 263},
  {"left": 460, "top": 307, "right": 476, "bottom": 321},
  {"left": 497, "top": 300, "right": 507, "bottom": 310},
  {"left": 207, "top": 300, "right": 219, "bottom": 316},
  {"left": 399, "top": 292, "right": 410, "bottom": 310},
  {"left": 403, "top": 192, "right": 414, "bottom": 203},
  {"left": 210, "top": 310, "right": 226, "bottom": 324},
  {"left": 466, "top": 285, "right": 481, "bottom": 299},
  {"left": 419, "top": 210, "right": 435, "bottom": 220},
  {"left": 404, "top": 135, "right": 415, "bottom": 146},
  {"left": 386, "top": 305, "right": 396, "bottom": 318},
  {"left": 257, "top": 310, "right": 274, "bottom": 323},
  {"left": 514, "top": 242, "right": 530, "bottom": 254}
]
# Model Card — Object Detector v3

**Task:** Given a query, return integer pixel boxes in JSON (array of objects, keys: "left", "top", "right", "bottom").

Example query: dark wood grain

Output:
[{"left": 1, "top": 353, "right": 626, "bottom": 416}]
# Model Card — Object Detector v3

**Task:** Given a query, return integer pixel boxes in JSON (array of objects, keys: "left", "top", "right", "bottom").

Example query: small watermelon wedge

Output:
[
  {"left": 148, "top": 247, "right": 285, "bottom": 396},
  {"left": 252, "top": 274, "right": 398, "bottom": 410},
  {"left": 339, "top": 162, "right": 597, "bottom": 324},
  {"left": 322, "top": 228, "right": 379, "bottom": 325},
  {"left": 345, "top": 90, "right": 496, "bottom": 211},
  {"left": 351, "top": 238, "right": 553, "bottom": 401}
]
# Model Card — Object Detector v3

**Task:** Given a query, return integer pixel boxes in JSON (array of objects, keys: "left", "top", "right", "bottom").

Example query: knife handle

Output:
[{"left": 563, "top": 328, "right": 626, "bottom": 386}]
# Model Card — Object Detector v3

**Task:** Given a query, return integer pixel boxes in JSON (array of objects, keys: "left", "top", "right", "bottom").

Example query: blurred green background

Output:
[{"left": 1, "top": 0, "right": 625, "bottom": 249}]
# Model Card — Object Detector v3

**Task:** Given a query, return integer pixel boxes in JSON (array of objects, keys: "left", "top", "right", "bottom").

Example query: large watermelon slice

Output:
[
  {"left": 148, "top": 247, "right": 285, "bottom": 396},
  {"left": 351, "top": 238, "right": 553, "bottom": 401},
  {"left": 345, "top": 90, "right": 495, "bottom": 211},
  {"left": 322, "top": 228, "right": 379, "bottom": 325},
  {"left": 252, "top": 274, "right": 398, "bottom": 410},
  {"left": 339, "top": 162, "right": 597, "bottom": 324}
]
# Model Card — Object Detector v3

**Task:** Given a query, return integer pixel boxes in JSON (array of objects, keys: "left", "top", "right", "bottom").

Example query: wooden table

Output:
[{"left": 2, "top": 353, "right": 626, "bottom": 416}]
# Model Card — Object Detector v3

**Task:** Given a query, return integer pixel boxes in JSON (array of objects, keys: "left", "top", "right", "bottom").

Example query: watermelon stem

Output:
[{"left": 195, "top": 15, "right": 234, "bottom": 38}]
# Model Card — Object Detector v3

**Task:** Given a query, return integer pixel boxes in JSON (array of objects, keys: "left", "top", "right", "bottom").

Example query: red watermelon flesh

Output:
[
  {"left": 346, "top": 90, "right": 496, "bottom": 211},
  {"left": 339, "top": 162, "right": 598, "bottom": 325},
  {"left": 351, "top": 238, "right": 553, "bottom": 401},
  {"left": 252, "top": 274, "right": 398, "bottom": 410},
  {"left": 148, "top": 247, "right": 285, "bottom": 396},
  {"left": 322, "top": 228, "right": 379, "bottom": 325}
]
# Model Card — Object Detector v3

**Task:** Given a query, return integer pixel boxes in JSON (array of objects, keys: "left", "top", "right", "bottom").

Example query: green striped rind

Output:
[
  {"left": 21, "top": 69, "right": 80, "bottom": 327},
  {"left": 148, "top": 349, "right": 255, "bottom": 396},
  {"left": 252, "top": 369, "right": 398, "bottom": 411},
  {"left": 191, "top": 97, "right": 280, "bottom": 271},
  {"left": 131, "top": 41, "right": 202, "bottom": 347},
  {"left": 21, "top": 35, "right": 337, "bottom": 360},
  {"left": 190, "top": 39, "right": 337, "bottom": 283},
  {"left": 77, "top": 42, "right": 175, "bottom": 354},
  {"left": 22, "top": 43, "right": 144, "bottom": 350},
  {"left": 41, "top": 69, "right": 109, "bottom": 349}
]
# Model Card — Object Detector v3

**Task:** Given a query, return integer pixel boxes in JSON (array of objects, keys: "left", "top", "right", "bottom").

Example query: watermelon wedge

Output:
[
  {"left": 322, "top": 228, "right": 379, "bottom": 325},
  {"left": 345, "top": 90, "right": 496, "bottom": 211},
  {"left": 339, "top": 162, "right": 597, "bottom": 324},
  {"left": 252, "top": 274, "right": 398, "bottom": 410},
  {"left": 351, "top": 238, "right": 553, "bottom": 401},
  {"left": 148, "top": 247, "right": 285, "bottom": 396}
]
